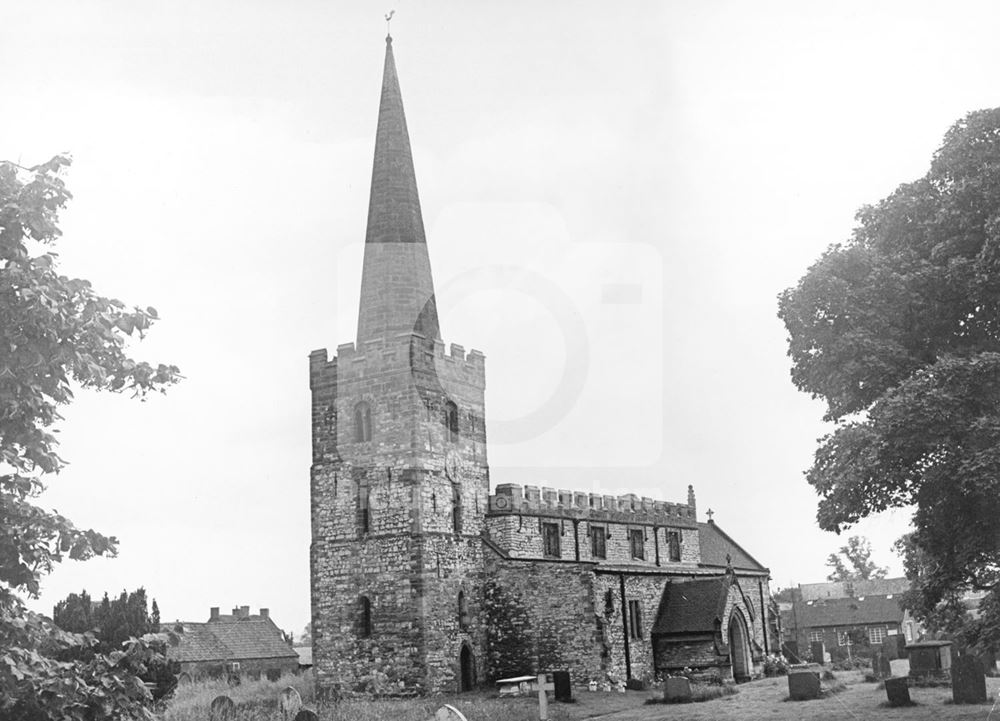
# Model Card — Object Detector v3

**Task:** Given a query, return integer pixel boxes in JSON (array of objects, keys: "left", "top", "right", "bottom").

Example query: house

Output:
[
  {"left": 166, "top": 605, "right": 299, "bottom": 680},
  {"left": 780, "top": 578, "right": 923, "bottom": 659},
  {"left": 306, "top": 33, "right": 776, "bottom": 697}
]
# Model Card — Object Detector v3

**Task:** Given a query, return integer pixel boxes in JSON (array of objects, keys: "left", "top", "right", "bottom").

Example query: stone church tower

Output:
[{"left": 309, "top": 35, "right": 489, "bottom": 696}]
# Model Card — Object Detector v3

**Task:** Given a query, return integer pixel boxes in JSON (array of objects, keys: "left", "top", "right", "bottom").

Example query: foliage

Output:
[
  {"left": 52, "top": 588, "right": 179, "bottom": 700},
  {"left": 825, "top": 536, "right": 888, "bottom": 582},
  {"left": 778, "top": 108, "right": 1000, "bottom": 622},
  {"left": 763, "top": 653, "right": 790, "bottom": 677},
  {"left": 300, "top": 620, "right": 312, "bottom": 646},
  {"left": 648, "top": 681, "right": 739, "bottom": 704},
  {"left": 0, "top": 156, "right": 181, "bottom": 720}
]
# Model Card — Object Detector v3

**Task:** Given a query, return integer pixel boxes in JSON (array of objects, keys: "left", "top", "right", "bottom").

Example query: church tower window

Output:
[
  {"left": 354, "top": 401, "right": 372, "bottom": 442},
  {"left": 629, "top": 528, "right": 645, "bottom": 560},
  {"left": 542, "top": 522, "right": 561, "bottom": 558},
  {"left": 590, "top": 525, "right": 607, "bottom": 559},
  {"left": 667, "top": 530, "right": 681, "bottom": 562},
  {"left": 358, "top": 481, "right": 370, "bottom": 534},
  {"left": 444, "top": 401, "right": 459, "bottom": 442},
  {"left": 458, "top": 590, "right": 469, "bottom": 630},
  {"left": 359, "top": 596, "right": 372, "bottom": 638},
  {"left": 452, "top": 483, "right": 462, "bottom": 534}
]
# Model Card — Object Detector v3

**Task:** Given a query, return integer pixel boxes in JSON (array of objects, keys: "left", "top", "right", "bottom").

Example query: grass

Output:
[{"left": 160, "top": 667, "right": 1000, "bottom": 720}]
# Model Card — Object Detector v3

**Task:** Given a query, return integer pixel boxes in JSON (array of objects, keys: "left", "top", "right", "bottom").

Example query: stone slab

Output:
[
  {"left": 788, "top": 669, "right": 821, "bottom": 700},
  {"left": 884, "top": 677, "right": 911, "bottom": 707},
  {"left": 664, "top": 677, "right": 692, "bottom": 701},
  {"left": 209, "top": 695, "right": 235, "bottom": 721},
  {"left": 952, "top": 654, "right": 987, "bottom": 704}
]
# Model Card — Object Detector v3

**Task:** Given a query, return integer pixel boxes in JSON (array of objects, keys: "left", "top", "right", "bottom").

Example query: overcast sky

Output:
[{"left": 5, "top": 1, "right": 999, "bottom": 637}]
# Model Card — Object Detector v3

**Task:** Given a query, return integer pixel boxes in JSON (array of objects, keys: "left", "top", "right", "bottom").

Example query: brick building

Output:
[
  {"left": 779, "top": 578, "right": 923, "bottom": 660},
  {"left": 166, "top": 606, "right": 299, "bottom": 680},
  {"left": 308, "top": 34, "right": 775, "bottom": 697}
]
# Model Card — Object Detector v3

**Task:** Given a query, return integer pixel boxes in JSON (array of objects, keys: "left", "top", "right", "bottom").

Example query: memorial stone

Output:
[
  {"left": 810, "top": 641, "right": 825, "bottom": 665},
  {"left": 209, "top": 695, "right": 235, "bottom": 721},
  {"left": 278, "top": 686, "right": 302, "bottom": 721},
  {"left": 664, "top": 677, "right": 692, "bottom": 701},
  {"left": 553, "top": 670, "right": 572, "bottom": 702},
  {"left": 884, "top": 677, "right": 910, "bottom": 707},
  {"left": 432, "top": 705, "right": 468, "bottom": 721},
  {"left": 952, "top": 655, "right": 987, "bottom": 704},
  {"left": 788, "top": 669, "right": 821, "bottom": 700}
]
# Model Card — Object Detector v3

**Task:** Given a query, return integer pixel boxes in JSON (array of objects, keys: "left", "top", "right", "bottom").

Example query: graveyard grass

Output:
[{"left": 161, "top": 669, "right": 1000, "bottom": 720}]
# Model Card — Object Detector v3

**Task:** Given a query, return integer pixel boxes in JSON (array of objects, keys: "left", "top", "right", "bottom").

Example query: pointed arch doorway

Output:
[
  {"left": 459, "top": 643, "right": 476, "bottom": 692},
  {"left": 728, "top": 610, "right": 752, "bottom": 682}
]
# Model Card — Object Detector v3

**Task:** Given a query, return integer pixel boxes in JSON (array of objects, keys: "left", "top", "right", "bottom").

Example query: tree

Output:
[
  {"left": 825, "top": 536, "right": 889, "bottom": 582},
  {"left": 778, "top": 108, "right": 1000, "bottom": 631},
  {"left": 0, "top": 156, "right": 181, "bottom": 720},
  {"left": 300, "top": 621, "right": 312, "bottom": 646},
  {"left": 52, "top": 588, "right": 178, "bottom": 701}
]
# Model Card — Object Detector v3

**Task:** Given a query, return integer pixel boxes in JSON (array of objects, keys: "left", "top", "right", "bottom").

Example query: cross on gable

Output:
[
  {"left": 537, "top": 673, "right": 555, "bottom": 720},
  {"left": 706, "top": 508, "right": 714, "bottom": 521}
]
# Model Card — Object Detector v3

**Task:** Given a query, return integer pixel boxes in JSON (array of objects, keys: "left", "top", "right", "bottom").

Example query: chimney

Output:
[
  {"left": 232, "top": 607, "right": 240, "bottom": 616},
  {"left": 259, "top": 608, "right": 269, "bottom": 619},
  {"left": 240, "top": 605, "right": 250, "bottom": 618},
  {"left": 210, "top": 607, "right": 219, "bottom": 621}
]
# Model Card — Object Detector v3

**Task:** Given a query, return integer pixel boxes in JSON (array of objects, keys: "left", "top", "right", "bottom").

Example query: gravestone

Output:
[
  {"left": 664, "top": 676, "right": 692, "bottom": 701},
  {"left": 536, "top": 673, "right": 555, "bottom": 721},
  {"left": 552, "top": 670, "right": 572, "bottom": 702},
  {"left": 278, "top": 686, "right": 302, "bottom": 721},
  {"left": 952, "top": 655, "right": 987, "bottom": 704},
  {"left": 884, "top": 677, "right": 910, "bottom": 707},
  {"left": 432, "top": 705, "right": 468, "bottom": 721},
  {"left": 872, "top": 652, "right": 891, "bottom": 680},
  {"left": 293, "top": 710, "right": 319, "bottom": 721},
  {"left": 810, "top": 641, "right": 825, "bottom": 665},
  {"left": 787, "top": 669, "right": 820, "bottom": 700},
  {"left": 209, "top": 695, "right": 235, "bottom": 721}
]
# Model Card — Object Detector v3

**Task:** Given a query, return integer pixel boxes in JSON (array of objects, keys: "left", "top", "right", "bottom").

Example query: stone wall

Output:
[
  {"left": 483, "top": 553, "right": 603, "bottom": 684},
  {"left": 309, "top": 335, "right": 490, "bottom": 696},
  {"left": 591, "top": 573, "right": 666, "bottom": 684}
]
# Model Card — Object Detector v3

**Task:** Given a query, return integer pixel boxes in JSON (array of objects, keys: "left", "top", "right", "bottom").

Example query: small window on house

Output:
[
  {"left": 807, "top": 630, "right": 823, "bottom": 643},
  {"left": 837, "top": 629, "right": 854, "bottom": 646},
  {"left": 458, "top": 590, "right": 469, "bottom": 631},
  {"left": 590, "top": 525, "right": 607, "bottom": 559},
  {"left": 542, "top": 522, "right": 561, "bottom": 558},
  {"left": 628, "top": 599, "right": 643, "bottom": 639},
  {"left": 868, "top": 626, "right": 886, "bottom": 644},
  {"left": 629, "top": 528, "right": 645, "bottom": 560},
  {"left": 358, "top": 481, "right": 370, "bottom": 533},
  {"left": 354, "top": 401, "right": 372, "bottom": 442},
  {"left": 359, "top": 596, "right": 372, "bottom": 638},
  {"left": 444, "top": 401, "right": 459, "bottom": 443},
  {"left": 667, "top": 530, "right": 681, "bottom": 562},
  {"left": 452, "top": 483, "right": 462, "bottom": 534}
]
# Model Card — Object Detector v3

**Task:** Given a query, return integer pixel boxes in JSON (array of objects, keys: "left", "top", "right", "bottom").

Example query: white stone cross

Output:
[{"left": 536, "top": 673, "right": 555, "bottom": 721}]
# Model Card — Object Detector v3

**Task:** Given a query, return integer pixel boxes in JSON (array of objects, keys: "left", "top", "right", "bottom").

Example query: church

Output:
[{"left": 308, "top": 34, "right": 775, "bottom": 697}]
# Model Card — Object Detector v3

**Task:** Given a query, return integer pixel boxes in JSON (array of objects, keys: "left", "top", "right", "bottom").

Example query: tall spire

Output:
[{"left": 356, "top": 35, "right": 440, "bottom": 344}]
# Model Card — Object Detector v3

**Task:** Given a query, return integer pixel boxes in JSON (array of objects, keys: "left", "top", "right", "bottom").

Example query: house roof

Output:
[
  {"left": 166, "top": 618, "right": 298, "bottom": 663},
  {"left": 652, "top": 577, "right": 729, "bottom": 635},
  {"left": 798, "top": 577, "right": 911, "bottom": 601},
  {"left": 794, "top": 595, "right": 905, "bottom": 628},
  {"left": 697, "top": 521, "right": 768, "bottom": 574}
]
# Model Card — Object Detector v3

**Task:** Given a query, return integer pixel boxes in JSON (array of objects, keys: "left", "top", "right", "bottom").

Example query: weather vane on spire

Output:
[{"left": 385, "top": 10, "right": 395, "bottom": 36}]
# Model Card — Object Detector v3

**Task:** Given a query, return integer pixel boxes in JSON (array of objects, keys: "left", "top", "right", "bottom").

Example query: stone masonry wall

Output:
[
  {"left": 483, "top": 553, "right": 603, "bottom": 685},
  {"left": 310, "top": 336, "right": 489, "bottom": 697},
  {"left": 592, "top": 573, "right": 666, "bottom": 685}
]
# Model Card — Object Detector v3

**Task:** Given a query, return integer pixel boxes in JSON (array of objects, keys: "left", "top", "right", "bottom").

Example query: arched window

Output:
[
  {"left": 354, "top": 401, "right": 372, "bottom": 442},
  {"left": 444, "top": 401, "right": 459, "bottom": 443},
  {"left": 458, "top": 590, "right": 469, "bottom": 630},
  {"left": 359, "top": 596, "right": 372, "bottom": 638},
  {"left": 452, "top": 483, "right": 462, "bottom": 534}
]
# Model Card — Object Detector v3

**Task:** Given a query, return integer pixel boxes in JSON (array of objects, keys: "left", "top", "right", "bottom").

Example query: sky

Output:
[{"left": 4, "top": 0, "right": 1000, "bottom": 638}]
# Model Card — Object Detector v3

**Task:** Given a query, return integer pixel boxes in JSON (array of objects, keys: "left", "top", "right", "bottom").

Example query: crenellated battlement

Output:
[{"left": 487, "top": 483, "right": 698, "bottom": 528}]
